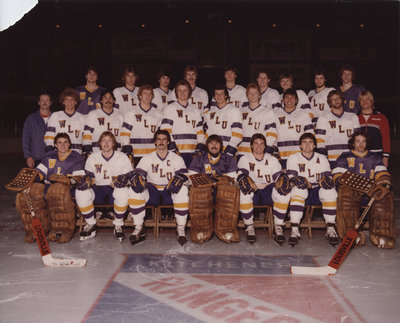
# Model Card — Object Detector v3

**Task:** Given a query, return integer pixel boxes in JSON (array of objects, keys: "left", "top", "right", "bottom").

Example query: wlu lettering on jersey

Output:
[
  {"left": 95, "top": 164, "right": 103, "bottom": 173},
  {"left": 215, "top": 117, "right": 228, "bottom": 129},
  {"left": 151, "top": 163, "right": 172, "bottom": 180},
  {"left": 49, "top": 159, "right": 57, "bottom": 169},
  {"left": 246, "top": 117, "right": 261, "bottom": 130},
  {"left": 98, "top": 118, "right": 105, "bottom": 126}
]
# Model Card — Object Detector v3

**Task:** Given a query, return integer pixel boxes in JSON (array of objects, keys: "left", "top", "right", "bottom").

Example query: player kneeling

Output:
[
  {"left": 128, "top": 130, "right": 190, "bottom": 245},
  {"left": 75, "top": 131, "right": 133, "bottom": 241},
  {"left": 286, "top": 133, "right": 339, "bottom": 246},
  {"left": 237, "top": 134, "right": 291, "bottom": 244},
  {"left": 333, "top": 131, "right": 395, "bottom": 248}
]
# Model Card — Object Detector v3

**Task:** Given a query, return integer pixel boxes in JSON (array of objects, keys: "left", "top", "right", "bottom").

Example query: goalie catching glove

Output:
[
  {"left": 236, "top": 173, "right": 257, "bottom": 195},
  {"left": 290, "top": 176, "right": 310, "bottom": 190},
  {"left": 275, "top": 173, "right": 291, "bottom": 196},
  {"left": 166, "top": 173, "right": 189, "bottom": 194},
  {"left": 130, "top": 172, "right": 146, "bottom": 193}
]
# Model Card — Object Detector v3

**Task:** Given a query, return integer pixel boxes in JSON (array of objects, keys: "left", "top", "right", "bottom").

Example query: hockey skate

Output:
[
  {"left": 177, "top": 225, "right": 187, "bottom": 246},
  {"left": 273, "top": 225, "right": 285, "bottom": 245},
  {"left": 80, "top": 223, "right": 98, "bottom": 241},
  {"left": 245, "top": 225, "right": 256, "bottom": 244},
  {"left": 325, "top": 223, "right": 339, "bottom": 246},
  {"left": 129, "top": 226, "right": 146, "bottom": 245},
  {"left": 114, "top": 225, "right": 125, "bottom": 242},
  {"left": 288, "top": 224, "right": 300, "bottom": 246}
]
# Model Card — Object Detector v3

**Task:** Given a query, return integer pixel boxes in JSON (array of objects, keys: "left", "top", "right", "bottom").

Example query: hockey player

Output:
[
  {"left": 279, "top": 73, "right": 312, "bottom": 115},
  {"left": 23, "top": 92, "right": 52, "bottom": 168},
  {"left": 75, "top": 66, "right": 105, "bottom": 115},
  {"left": 44, "top": 87, "right": 86, "bottom": 154},
  {"left": 203, "top": 85, "right": 243, "bottom": 157},
  {"left": 82, "top": 89, "right": 124, "bottom": 158},
  {"left": 286, "top": 133, "right": 338, "bottom": 246},
  {"left": 237, "top": 134, "right": 291, "bottom": 244},
  {"left": 307, "top": 69, "right": 335, "bottom": 124},
  {"left": 315, "top": 90, "right": 360, "bottom": 168},
  {"left": 171, "top": 65, "right": 209, "bottom": 113},
  {"left": 113, "top": 67, "right": 139, "bottom": 116},
  {"left": 336, "top": 64, "right": 366, "bottom": 114},
  {"left": 18, "top": 133, "right": 85, "bottom": 243},
  {"left": 189, "top": 135, "right": 239, "bottom": 244},
  {"left": 224, "top": 66, "right": 247, "bottom": 108},
  {"left": 238, "top": 83, "right": 276, "bottom": 157},
  {"left": 128, "top": 130, "right": 189, "bottom": 245},
  {"left": 160, "top": 79, "right": 205, "bottom": 168},
  {"left": 120, "top": 84, "right": 163, "bottom": 166},
  {"left": 76, "top": 131, "right": 133, "bottom": 241},
  {"left": 333, "top": 131, "right": 394, "bottom": 248},
  {"left": 268, "top": 89, "right": 314, "bottom": 168},
  {"left": 153, "top": 69, "right": 174, "bottom": 113},
  {"left": 358, "top": 90, "right": 390, "bottom": 167},
  {"left": 255, "top": 69, "right": 281, "bottom": 110}
]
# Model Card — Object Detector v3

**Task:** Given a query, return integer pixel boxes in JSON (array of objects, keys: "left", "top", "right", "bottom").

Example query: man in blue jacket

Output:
[{"left": 22, "top": 93, "right": 52, "bottom": 167}]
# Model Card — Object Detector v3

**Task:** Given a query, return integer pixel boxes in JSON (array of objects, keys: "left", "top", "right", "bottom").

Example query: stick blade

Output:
[
  {"left": 291, "top": 265, "right": 337, "bottom": 276},
  {"left": 42, "top": 254, "right": 87, "bottom": 268}
]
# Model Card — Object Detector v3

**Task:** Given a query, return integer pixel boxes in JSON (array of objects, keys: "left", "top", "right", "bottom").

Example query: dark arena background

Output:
[{"left": 0, "top": 0, "right": 399, "bottom": 142}]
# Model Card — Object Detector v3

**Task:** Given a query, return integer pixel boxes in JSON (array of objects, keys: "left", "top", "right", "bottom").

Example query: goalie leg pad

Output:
[
  {"left": 46, "top": 182, "right": 76, "bottom": 243},
  {"left": 189, "top": 187, "right": 214, "bottom": 243},
  {"left": 369, "top": 192, "right": 395, "bottom": 249},
  {"left": 215, "top": 183, "right": 240, "bottom": 243},
  {"left": 336, "top": 185, "right": 363, "bottom": 241},
  {"left": 16, "top": 183, "right": 49, "bottom": 243}
]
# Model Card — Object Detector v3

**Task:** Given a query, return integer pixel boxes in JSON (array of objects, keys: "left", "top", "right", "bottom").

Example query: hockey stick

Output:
[
  {"left": 291, "top": 196, "right": 375, "bottom": 276},
  {"left": 23, "top": 188, "right": 87, "bottom": 268}
]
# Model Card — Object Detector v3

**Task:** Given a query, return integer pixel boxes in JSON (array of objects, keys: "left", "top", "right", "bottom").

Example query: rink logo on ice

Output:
[{"left": 85, "top": 254, "right": 364, "bottom": 323}]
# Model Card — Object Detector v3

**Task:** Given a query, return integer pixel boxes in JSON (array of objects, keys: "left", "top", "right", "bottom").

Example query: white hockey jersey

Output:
[
  {"left": 260, "top": 87, "right": 281, "bottom": 110},
  {"left": 153, "top": 87, "right": 174, "bottom": 113},
  {"left": 120, "top": 105, "right": 163, "bottom": 157},
  {"left": 85, "top": 150, "right": 133, "bottom": 186},
  {"left": 44, "top": 110, "right": 86, "bottom": 153},
  {"left": 113, "top": 86, "right": 139, "bottom": 116},
  {"left": 82, "top": 108, "right": 124, "bottom": 151},
  {"left": 308, "top": 87, "right": 335, "bottom": 124},
  {"left": 315, "top": 111, "right": 361, "bottom": 162}
]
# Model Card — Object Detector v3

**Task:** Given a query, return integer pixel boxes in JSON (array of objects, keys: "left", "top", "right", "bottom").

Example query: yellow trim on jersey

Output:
[
  {"left": 44, "top": 135, "right": 55, "bottom": 141},
  {"left": 266, "top": 132, "right": 278, "bottom": 139},
  {"left": 328, "top": 154, "right": 340, "bottom": 160},
  {"left": 279, "top": 150, "right": 300, "bottom": 158},
  {"left": 120, "top": 132, "right": 131, "bottom": 137},
  {"left": 238, "top": 146, "right": 252, "bottom": 153},
  {"left": 177, "top": 144, "right": 197, "bottom": 150},
  {"left": 351, "top": 150, "right": 368, "bottom": 158},
  {"left": 333, "top": 173, "right": 343, "bottom": 182},
  {"left": 154, "top": 184, "right": 166, "bottom": 190},
  {"left": 82, "top": 134, "right": 92, "bottom": 140},
  {"left": 128, "top": 199, "right": 146, "bottom": 206},
  {"left": 133, "top": 148, "right": 156, "bottom": 155},
  {"left": 375, "top": 171, "right": 390, "bottom": 180},
  {"left": 173, "top": 202, "right": 189, "bottom": 209},
  {"left": 114, "top": 204, "right": 128, "bottom": 212},
  {"left": 232, "top": 131, "right": 243, "bottom": 139},
  {"left": 79, "top": 204, "right": 94, "bottom": 213},
  {"left": 274, "top": 202, "right": 288, "bottom": 210},
  {"left": 208, "top": 153, "right": 221, "bottom": 164},
  {"left": 240, "top": 203, "right": 253, "bottom": 210},
  {"left": 322, "top": 201, "right": 337, "bottom": 208},
  {"left": 317, "top": 138, "right": 324, "bottom": 144},
  {"left": 58, "top": 150, "right": 72, "bottom": 162}
]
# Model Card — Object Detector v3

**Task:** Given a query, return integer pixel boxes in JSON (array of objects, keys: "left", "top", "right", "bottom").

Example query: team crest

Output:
[
  {"left": 79, "top": 92, "right": 86, "bottom": 100},
  {"left": 48, "top": 159, "right": 57, "bottom": 169},
  {"left": 347, "top": 157, "right": 355, "bottom": 168},
  {"left": 349, "top": 100, "right": 355, "bottom": 109},
  {"left": 205, "top": 164, "right": 212, "bottom": 174}
]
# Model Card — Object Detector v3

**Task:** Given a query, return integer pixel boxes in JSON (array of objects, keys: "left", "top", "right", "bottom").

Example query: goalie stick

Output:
[
  {"left": 291, "top": 196, "right": 375, "bottom": 276},
  {"left": 22, "top": 188, "right": 87, "bottom": 268}
]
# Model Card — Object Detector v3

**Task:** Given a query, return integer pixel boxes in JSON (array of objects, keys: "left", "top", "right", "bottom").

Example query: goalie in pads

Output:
[
  {"left": 13, "top": 133, "right": 85, "bottom": 243},
  {"left": 237, "top": 134, "right": 291, "bottom": 244},
  {"left": 189, "top": 135, "right": 239, "bottom": 244},
  {"left": 333, "top": 131, "right": 395, "bottom": 249}
]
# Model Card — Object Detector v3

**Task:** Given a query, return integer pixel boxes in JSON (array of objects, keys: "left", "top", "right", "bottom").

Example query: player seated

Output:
[
  {"left": 333, "top": 131, "right": 394, "bottom": 248},
  {"left": 15, "top": 133, "right": 85, "bottom": 243},
  {"left": 75, "top": 131, "right": 133, "bottom": 241},
  {"left": 286, "top": 133, "right": 339, "bottom": 246},
  {"left": 128, "top": 130, "right": 190, "bottom": 245},
  {"left": 189, "top": 134, "right": 239, "bottom": 244},
  {"left": 237, "top": 133, "right": 291, "bottom": 244}
]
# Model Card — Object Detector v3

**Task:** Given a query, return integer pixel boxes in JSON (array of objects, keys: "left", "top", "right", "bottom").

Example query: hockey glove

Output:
[
  {"left": 130, "top": 172, "right": 146, "bottom": 193},
  {"left": 112, "top": 175, "right": 129, "bottom": 188},
  {"left": 237, "top": 173, "right": 257, "bottom": 195},
  {"left": 166, "top": 173, "right": 189, "bottom": 194},
  {"left": 320, "top": 176, "right": 335, "bottom": 190},
  {"left": 275, "top": 173, "right": 291, "bottom": 196},
  {"left": 290, "top": 176, "right": 309, "bottom": 190}
]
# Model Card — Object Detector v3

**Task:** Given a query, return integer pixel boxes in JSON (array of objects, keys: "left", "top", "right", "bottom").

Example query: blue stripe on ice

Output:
[
  {"left": 86, "top": 281, "right": 202, "bottom": 323},
  {"left": 121, "top": 254, "right": 316, "bottom": 275}
]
